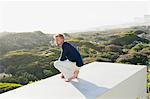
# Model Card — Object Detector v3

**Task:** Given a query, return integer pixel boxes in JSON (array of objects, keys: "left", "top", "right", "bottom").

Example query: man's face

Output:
[{"left": 54, "top": 37, "right": 64, "bottom": 47}]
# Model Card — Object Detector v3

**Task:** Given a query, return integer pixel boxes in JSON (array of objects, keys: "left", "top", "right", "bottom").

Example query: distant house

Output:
[{"left": 0, "top": 73, "right": 12, "bottom": 80}]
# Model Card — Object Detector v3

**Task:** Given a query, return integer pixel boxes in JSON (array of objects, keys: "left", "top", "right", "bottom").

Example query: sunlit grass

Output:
[{"left": 0, "top": 82, "right": 23, "bottom": 93}]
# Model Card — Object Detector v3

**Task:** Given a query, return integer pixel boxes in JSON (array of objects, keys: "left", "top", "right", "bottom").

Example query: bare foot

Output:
[
  {"left": 74, "top": 70, "right": 79, "bottom": 78},
  {"left": 64, "top": 70, "right": 80, "bottom": 82}
]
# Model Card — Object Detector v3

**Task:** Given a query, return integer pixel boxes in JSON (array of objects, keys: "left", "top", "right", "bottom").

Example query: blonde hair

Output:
[{"left": 53, "top": 33, "right": 65, "bottom": 39}]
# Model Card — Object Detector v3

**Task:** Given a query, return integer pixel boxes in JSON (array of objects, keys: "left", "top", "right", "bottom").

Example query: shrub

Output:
[
  {"left": 129, "top": 43, "right": 149, "bottom": 53},
  {"left": 116, "top": 52, "right": 148, "bottom": 65},
  {"left": 105, "top": 44, "right": 122, "bottom": 53},
  {"left": 96, "top": 52, "right": 119, "bottom": 62}
]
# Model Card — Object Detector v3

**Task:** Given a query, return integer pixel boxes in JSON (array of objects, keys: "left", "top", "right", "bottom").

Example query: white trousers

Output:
[{"left": 54, "top": 60, "right": 80, "bottom": 80}]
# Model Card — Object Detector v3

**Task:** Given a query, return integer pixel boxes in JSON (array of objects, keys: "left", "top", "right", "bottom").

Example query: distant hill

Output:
[
  {"left": 69, "top": 25, "right": 150, "bottom": 44},
  {"left": 0, "top": 25, "right": 150, "bottom": 94},
  {"left": 110, "top": 33, "right": 149, "bottom": 46},
  {"left": 0, "top": 31, "right": 52, "bottom": 55}
]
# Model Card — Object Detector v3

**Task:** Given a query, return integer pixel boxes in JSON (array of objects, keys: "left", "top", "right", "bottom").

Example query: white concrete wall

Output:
[
  {"left": 97, "top": 65, "right": 147, "bottom": 99},
  {"left": 0, "top": 62, "right": 147, "bottom": 99}
]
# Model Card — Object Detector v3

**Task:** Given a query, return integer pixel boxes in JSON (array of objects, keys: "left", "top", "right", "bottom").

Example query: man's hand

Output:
[{"left": 74, "top": 69, "right": 80, "bottom": 78}]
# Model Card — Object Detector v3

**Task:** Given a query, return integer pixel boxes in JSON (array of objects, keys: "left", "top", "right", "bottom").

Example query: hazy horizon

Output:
[{"left": 0, "top": 1, "right": 149, "bottom": 34}]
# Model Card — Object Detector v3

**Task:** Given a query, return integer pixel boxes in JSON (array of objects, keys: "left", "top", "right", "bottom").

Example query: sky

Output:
[{"left": 0, "top": 1, "right": 149, "bottom": 33}]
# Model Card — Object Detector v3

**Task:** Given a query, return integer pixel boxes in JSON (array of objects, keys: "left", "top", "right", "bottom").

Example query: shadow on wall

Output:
[{"left": 71, "top": 78, "right": 109, "bottom": 99}]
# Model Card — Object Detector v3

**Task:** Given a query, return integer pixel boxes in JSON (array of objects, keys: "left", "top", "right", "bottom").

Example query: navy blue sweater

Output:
[{"left": 59, "top": 42, "right": 83, "bottom": 67}]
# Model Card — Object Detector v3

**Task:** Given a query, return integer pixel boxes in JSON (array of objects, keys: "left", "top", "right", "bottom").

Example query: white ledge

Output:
[{"left": 0, "top": 62, "right": 147, "bottom": 99}]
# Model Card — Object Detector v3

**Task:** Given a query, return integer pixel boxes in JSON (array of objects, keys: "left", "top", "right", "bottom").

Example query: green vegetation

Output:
[
  {"left": 110, "top": 33, "right": 149, "bottom": 46},
  {"left": 0, "top": 25, "right": 150, "bottom": 94},
  {"left": 0, "top": 47, "right": 60, "bottom": 92},
  {"left": 0, "top": 82, "right": 22, "bottom": 93}
]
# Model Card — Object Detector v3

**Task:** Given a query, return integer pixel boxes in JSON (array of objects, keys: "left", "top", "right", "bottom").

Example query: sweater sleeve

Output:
[
  {"left": 59, "top": 44, "right": 67, "bottom": 61},
  {"left": 76, "top": 59, "right": 84, "bottom": 67}
]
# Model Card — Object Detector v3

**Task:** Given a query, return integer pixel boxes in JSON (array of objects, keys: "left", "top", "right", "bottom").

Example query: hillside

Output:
[
  {"left": 0, "top": 25, "right": 150, "bottom": 93},
  {"left": 0, "top": 31, "right": 52, "bottom": 55}
]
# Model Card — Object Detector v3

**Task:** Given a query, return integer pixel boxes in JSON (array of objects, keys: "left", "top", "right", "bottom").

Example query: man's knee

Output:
[{"left": 54, "top": 60, "right": 61, "bottom": 68}]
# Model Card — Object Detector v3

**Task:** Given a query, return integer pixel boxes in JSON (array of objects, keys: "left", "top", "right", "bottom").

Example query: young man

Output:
[{"left": 53, "top": 34, "right": 83, "bottom": 82}]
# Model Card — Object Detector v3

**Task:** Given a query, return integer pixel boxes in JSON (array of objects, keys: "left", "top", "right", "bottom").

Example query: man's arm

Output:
[
  {"left": 59, "top": 44, "right": 67, "bottom": 61},
  {"left": 76, "top": 59, "right": 83, "bottom": 67}
]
